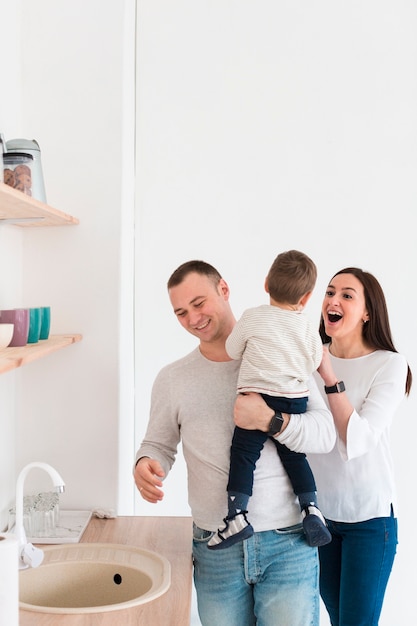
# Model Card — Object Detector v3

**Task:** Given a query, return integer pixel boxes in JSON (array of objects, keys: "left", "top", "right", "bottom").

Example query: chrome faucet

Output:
[{"left": 15, "top": 462, "right": 65, "bottom": 569}]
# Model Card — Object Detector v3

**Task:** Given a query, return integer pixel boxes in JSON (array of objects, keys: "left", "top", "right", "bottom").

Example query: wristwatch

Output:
[
  {"left": 268, "top": 411, "right": 284, "bottom": 436},
  {"left": 324, "top": 381, "right": 345, "bottom": 394}
]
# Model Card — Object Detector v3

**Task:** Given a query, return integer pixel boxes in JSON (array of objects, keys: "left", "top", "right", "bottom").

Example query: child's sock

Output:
[
  {"left": 228, "top": 491, "right": 250, "bottom": 518},
  {"left": 298, "top": 491, "right": 318, "bottom": 509}
]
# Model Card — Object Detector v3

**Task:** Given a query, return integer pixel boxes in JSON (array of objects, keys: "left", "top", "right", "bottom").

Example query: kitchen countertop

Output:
[{"left": 19, "top": 515, "right": 193, "bottom": 626}]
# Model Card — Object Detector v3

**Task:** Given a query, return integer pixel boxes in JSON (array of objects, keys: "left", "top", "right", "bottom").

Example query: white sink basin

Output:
[{"left": 19, "top": 543, "right": 171, "bottom": 614}]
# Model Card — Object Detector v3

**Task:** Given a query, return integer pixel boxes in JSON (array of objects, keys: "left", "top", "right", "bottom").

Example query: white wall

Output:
[
  {"left": 0, "top": 0, "right": 135, "bottom": 521},
  {"left": 15, "top": 0, "right": 134, "bottom": 512},
  {"left": 133, "top": 2, "right": 417, "bottom": 624}
]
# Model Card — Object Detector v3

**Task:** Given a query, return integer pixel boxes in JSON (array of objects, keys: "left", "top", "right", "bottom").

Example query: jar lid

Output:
[{"left": 6, "top": 138, "right": 41, "bottom": 153}]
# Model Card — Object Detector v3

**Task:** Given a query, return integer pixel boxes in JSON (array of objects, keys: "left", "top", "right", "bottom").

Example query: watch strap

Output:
[{"left": 324, "top": 381, "right": 345, "bottom": 394}]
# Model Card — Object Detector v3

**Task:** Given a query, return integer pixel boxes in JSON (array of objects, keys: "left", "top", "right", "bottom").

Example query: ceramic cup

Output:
[
  {"left": 28, "top": 308, "right": 42, "bottom": 344},
  {"left": 0, "top": 309, "right": 30, "bottom": 347},
  {"left": 39, "top": 306, "right": 51, "bottom": 340},
  {"left": 0, "top": 323, "right": 14, "bottom": 349}
]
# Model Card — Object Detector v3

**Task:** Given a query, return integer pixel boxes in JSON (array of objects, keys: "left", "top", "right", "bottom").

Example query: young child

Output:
[{"left": 208, "top": 250, "right": 331, "bottom": 550}]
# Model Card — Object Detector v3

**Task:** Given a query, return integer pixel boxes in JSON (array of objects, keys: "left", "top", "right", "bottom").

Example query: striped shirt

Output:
[{"left": 226, "top": 304, "right": 323, "bottom": 398}]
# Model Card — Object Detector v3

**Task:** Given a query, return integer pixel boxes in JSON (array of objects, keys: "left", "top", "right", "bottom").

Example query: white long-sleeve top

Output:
[
  {"left": 136, "top": 348, "right": 335, "bottom": 532},
  {"left": 226, "top": 305, "right": 323, "bottom": 397},
  {"left": 309, "top": 349, "right": 408, "bottom": 523}
]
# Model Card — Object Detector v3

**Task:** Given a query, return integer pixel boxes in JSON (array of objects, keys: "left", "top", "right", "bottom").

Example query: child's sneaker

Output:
[
  {"left": 207, "top": 511, "right": 254, "bottom": 550},
  {"left": 301, "top": 505, "right": 332, "bottom": 547}
]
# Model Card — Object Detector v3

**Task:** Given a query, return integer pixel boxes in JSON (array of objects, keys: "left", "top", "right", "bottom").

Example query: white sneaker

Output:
[{"left": 207, "top": 511, "right": 254, "bottom": 550}]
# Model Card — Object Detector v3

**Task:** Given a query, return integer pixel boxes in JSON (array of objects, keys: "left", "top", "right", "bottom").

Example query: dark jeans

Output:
[
  {"left": 318, "top": 511, "right": 398, "bottom": 626},
  {"left": 227, "top": 394, "right": 316, "bottom": 497}
]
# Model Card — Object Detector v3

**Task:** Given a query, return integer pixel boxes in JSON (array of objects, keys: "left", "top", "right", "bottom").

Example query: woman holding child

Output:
[{"left": 236, "top": 266, "right": 412, "bottom": 626}]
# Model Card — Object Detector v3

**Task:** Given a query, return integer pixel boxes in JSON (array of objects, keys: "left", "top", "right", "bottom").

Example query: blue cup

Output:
[
  {"left": 27, "top": 308, "right": 42, "bottom": 343},
  {"left": 39, "top": 306, "right": 51, "bottom": 340}
]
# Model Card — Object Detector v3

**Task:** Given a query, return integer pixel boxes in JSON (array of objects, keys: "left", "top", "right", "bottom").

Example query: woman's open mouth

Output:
[{"left": 327, "top": 311, "right": 342, "bottom": 323}]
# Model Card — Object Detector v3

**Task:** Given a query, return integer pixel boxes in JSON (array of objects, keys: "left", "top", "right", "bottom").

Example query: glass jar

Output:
[
  {"left": 5, "top": 138, "right": 47, "bottom": 202},
  {"left": 3, "top": 152, "right": 35, "bottom": 197}
]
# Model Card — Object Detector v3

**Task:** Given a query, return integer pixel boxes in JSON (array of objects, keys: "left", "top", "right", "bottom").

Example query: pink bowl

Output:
[
  {"left": 0, "top": 323, "right": 14, "bottom": 349},
  {"left": 0, "top": 309, "right": 30, "bottom": 347}
]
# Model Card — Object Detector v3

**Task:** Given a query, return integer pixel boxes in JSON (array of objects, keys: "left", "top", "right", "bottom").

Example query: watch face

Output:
[{"left": 269, "top": 414, "right": 283, "bottom": 435}]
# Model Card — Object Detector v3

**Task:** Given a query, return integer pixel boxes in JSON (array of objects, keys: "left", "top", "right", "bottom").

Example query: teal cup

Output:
[
  {"left": 39, "top": 306, "right": 51, "bottom": 340},
  {"left": 27, "top": 308, "right": 42, "bottom": 343}
]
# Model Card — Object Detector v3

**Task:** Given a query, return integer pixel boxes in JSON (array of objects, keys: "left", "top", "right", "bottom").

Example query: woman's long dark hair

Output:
[{"left": 319, "top": 267, "right": 412, "bottom": 395}]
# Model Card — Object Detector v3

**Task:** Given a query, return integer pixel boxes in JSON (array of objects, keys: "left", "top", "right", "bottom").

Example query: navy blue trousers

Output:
[
  {"left": 318, "top": 511, "right": 397, "bottom": 625},
  {"left": 227, "top": 394, "right": 316, "bottom": 497}
]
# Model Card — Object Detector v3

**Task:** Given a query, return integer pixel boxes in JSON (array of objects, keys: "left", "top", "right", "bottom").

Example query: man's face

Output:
[{"left": 169, "top": 272, "right": 232, "bottom": 344}]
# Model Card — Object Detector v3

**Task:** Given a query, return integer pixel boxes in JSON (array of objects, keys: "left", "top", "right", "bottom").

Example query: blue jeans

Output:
[
  {"left": 193, "top": 523, "right": 319, "bottom": 626},
  {"left": 318, "top": 513, "right": 398, "bottom": 626}
]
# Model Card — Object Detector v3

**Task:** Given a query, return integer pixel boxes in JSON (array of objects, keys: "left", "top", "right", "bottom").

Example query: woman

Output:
[{"left": 309, "top": 267, "right": 413, "bottom": 626}]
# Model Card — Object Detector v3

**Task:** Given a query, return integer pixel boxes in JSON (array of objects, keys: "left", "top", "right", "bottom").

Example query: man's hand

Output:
[
  {"left": 134, "top": 457, "right": 165, "bottom": 503},
  {"left": 234, "top": 392, "right": 274, "bottom": 431},
  {"left": 234, "top": 392, "right": 290, "bottom": 434}
]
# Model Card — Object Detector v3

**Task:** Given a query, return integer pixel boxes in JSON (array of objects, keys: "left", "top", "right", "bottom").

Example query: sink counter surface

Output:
[{"left": 19, "top": 515, "right": 193, "bottom": 626}]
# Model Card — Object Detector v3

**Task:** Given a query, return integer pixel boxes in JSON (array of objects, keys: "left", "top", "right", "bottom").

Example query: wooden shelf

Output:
[
  {"left": 0, "top": 185, "right": 81, "bottom": 372},
  {"left": 0, "top": 182, "right": 79, "bottom": 227},
  {"left": 0, "top": 334, "right": 82, "bottom": 374}
]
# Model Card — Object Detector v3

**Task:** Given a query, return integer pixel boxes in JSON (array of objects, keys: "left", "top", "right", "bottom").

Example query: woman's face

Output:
[{"left": 322, "top": 273, "right": 369, "bottom": 344}]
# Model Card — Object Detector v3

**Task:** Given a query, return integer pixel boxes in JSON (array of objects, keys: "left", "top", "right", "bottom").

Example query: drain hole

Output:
[{"left": 113, "top": 573, "right": 122, "bottom": 585}]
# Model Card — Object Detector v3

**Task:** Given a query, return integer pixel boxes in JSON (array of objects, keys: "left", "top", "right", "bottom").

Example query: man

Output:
[{"left": 134, "top": 260, "right": 335, "bottom": 626}]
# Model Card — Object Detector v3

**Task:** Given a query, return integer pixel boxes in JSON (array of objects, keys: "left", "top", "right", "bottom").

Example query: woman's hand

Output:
[{"left": 317, "top": 345, "right": 338, "bottom": 387}]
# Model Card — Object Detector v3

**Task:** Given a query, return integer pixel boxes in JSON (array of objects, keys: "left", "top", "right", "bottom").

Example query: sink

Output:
[{"left": 19, "top": 543, "right": 171, "bottom": 614}]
